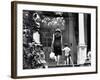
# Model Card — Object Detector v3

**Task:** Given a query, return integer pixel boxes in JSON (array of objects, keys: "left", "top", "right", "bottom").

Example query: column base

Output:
[{"left": 77, "top": 44, "right": 87, "bottom": 65}]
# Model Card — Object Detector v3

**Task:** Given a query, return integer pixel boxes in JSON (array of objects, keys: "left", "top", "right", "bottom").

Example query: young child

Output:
[
  {"left": 85, "top": 51, "right": 91, "bottom": 66},
  {"left": 62, "top": 43, "right": 73, "bottom": 66}
]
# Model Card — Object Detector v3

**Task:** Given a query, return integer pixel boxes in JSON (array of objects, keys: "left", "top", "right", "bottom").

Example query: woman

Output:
[{"left": 51, "top": 28, "right": 62, "bottom": 65}]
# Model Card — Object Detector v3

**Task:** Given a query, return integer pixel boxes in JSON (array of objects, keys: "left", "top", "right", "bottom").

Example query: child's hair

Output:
[{"left": 64, "top": 43, "right": 68, "bottom": 47}]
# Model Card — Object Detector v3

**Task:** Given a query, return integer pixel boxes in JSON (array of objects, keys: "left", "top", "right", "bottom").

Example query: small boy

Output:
[
  {"left": 62, "top": 43, "right": 73, "bottom": 65},
  {"left": 84, "top": 51, "right": 91, "bottom": 66}
]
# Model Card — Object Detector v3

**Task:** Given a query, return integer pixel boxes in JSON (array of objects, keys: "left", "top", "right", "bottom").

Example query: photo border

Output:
[{"left": 11, "top": 1, "right": 98, "bottom": 78}]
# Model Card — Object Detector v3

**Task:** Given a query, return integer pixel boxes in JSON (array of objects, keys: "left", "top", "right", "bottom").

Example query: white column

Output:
[{"left": 77, "top": 13, "right": 87, "bottom": 65}]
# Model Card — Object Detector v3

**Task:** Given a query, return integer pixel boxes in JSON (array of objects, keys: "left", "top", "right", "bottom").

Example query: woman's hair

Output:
[{"left": 55, "top": 28, "right": 61, "bottom": 33}]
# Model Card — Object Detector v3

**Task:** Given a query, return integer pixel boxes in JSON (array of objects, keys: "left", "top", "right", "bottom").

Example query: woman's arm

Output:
[
  {"left": 51, "top": 34, "right": 54, "bottom": 51},
  {"left": 61, "top": 32, "right": 63, "bottom": 49}
]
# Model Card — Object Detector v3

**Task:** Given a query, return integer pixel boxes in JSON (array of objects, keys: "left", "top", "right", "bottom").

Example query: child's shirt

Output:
[{"left": 62, "top": 47, "right": 71, "bottom": 56}]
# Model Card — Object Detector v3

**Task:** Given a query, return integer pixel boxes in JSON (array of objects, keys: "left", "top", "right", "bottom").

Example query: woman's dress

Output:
[{"left": 53, "top": 32, "right": 62, "bottom": 56}]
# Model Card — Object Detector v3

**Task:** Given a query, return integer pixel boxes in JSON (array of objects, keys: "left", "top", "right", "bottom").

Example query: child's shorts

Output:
[{"left": 64, "top": 54, "right": 71, "bottom": 60}]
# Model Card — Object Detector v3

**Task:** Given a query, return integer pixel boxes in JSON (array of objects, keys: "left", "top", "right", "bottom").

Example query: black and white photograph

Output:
[
  {"left": 23, "top": 10, "right": 91, "bottom": 69},
  {"left": 11, "top": 1, "right": 97, "bottom": 78}
]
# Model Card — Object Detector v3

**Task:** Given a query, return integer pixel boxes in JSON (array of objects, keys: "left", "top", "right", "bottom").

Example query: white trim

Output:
[{"left": 17, "top": 3, "right": 96, "bottom": 76}]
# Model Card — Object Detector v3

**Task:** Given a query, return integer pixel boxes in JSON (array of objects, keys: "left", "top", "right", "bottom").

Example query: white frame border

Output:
[{"left": 16, "top": 3, "right": 97, "bottom": 77}]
